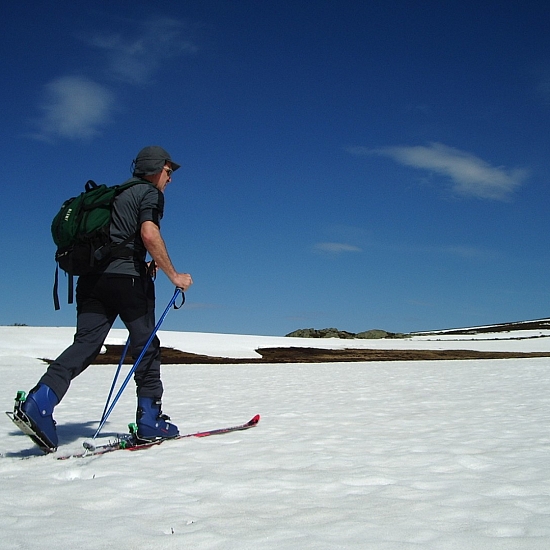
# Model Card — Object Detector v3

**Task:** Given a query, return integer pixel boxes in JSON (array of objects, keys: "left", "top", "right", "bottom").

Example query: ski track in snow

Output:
[{"left": 1, "top": 327, "right": 550, "bottom": 549}]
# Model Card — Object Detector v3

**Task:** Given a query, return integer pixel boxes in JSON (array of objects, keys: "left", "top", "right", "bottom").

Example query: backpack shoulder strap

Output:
[
  {"left": 107, "top": 178, "right": 156, "bottom": 255},
  {"left": 114, "top": 177, "right": 155, "bottom": 193}
]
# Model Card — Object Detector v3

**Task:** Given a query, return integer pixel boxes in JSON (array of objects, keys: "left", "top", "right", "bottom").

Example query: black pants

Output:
[{"left": 40, "top": 274, "right": 163, "bottom": 402}]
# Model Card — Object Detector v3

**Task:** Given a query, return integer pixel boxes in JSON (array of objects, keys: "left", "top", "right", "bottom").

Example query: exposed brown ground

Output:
[
  {"left": 40, "top": 318, "right": 550, "bottom": 365},
  {"left": 85, "top": 345, "right": 550, "bottom": 365}
]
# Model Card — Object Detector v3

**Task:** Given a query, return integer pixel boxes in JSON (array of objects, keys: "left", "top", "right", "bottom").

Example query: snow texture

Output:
[{"left": 1, "top": 326, "right": 550, "bottom": 549}]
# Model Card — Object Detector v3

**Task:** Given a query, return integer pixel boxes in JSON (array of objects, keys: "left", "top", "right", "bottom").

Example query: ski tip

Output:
[{"left": 250, "top": 414, "right": 260, "bottom": 426}]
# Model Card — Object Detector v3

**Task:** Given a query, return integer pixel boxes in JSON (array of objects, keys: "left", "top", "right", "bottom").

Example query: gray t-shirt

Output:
[{"left": 105, "top": 179, "right": 164, "bottom": 276}]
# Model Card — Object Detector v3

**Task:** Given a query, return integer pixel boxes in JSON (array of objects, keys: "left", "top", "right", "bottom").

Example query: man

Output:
[{"left": 18, "top": 146, "right": 193, "bottom": 451}]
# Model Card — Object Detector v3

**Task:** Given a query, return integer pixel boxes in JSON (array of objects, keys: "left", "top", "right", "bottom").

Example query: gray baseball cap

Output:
[{"left": 132, "top": 146, "right": 181, "bottom": 176}]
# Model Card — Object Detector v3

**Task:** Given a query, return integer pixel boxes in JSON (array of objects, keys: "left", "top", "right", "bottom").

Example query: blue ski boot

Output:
[
  {"left": 13, "top": 384, "right": 59, "bottom": 452},
  {"left": 136, "top": 397, "right": 179, "bottom": 441}
]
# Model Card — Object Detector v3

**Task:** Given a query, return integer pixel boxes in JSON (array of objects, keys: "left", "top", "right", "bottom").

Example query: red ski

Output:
[{"left": 56, "top": 414, "right": 260, "bottom": 460}]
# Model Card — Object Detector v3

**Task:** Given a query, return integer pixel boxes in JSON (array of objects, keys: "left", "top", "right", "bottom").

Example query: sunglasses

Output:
[{"left": 164, "top": 166, "right": 173, "bottom": 177}]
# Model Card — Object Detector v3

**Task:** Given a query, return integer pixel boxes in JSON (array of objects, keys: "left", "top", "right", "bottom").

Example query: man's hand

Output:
[{"left": 173, "top": 273, "right": 193, "bottom": 292}]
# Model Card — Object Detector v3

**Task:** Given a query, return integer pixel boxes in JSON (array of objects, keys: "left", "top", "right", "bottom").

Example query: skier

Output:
[{"left": 17, "top": 146, "right": 193, "bottom": 450}]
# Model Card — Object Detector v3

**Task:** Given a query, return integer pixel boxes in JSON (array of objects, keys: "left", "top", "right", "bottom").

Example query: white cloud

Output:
[
  {"left": 84, "top": 18, "right": 198, "bottom": 85},
  {"left": 30, "top": 76, "right": 114, "bottom": 141},
  {"left": 314, "top": 242, "right": 362, "bottom": 254},
  {"left": 351, "top": 142, "right": 527, "bottom": 201},
  {"left": 443, "top": 245, "right": 500, "bottom": 261},
  {"left": 27, "top": 17, "right": 197, "bottom": 141}
]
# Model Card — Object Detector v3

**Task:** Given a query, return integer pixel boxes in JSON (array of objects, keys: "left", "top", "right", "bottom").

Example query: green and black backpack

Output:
[{"left": 51, "top": 179, "right": 142, "bottom": 309}]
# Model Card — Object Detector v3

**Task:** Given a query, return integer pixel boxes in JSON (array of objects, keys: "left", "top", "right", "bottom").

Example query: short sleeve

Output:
[{"left": 139, "top": 186, "right": 164, "bottom": 227}]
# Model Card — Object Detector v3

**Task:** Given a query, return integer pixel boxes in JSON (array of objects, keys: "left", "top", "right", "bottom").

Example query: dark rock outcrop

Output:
[{"left": 286, "top": 328, "right": 407, "bottom": 339}]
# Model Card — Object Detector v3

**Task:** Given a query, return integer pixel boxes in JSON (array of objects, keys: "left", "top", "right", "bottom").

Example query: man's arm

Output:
[{"left": 141, "top": 220, "right": 193, "bottom": 291}]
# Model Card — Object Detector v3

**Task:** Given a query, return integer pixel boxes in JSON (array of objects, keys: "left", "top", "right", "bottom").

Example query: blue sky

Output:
[{"left": 2, "top": 0, "right": 550, "bottom": 335}]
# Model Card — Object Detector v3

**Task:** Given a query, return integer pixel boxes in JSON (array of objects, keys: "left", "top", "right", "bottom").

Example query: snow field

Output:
[{"left": 1, "top": 329, "right": 550, "bottom": 549}]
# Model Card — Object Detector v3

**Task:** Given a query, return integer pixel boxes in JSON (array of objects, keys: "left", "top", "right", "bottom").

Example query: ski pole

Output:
[
  {"left": 99, "top": 335, "right": 131, "bottom": 426},
  {"left": 91, "top": 288, "right": 184, "bottom": 440}
]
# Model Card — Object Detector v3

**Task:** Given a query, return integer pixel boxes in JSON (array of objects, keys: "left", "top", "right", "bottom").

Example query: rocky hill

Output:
[
  {"left": 286, "top": 318, "right": 550, "bottom": 339},
  {"left": 285, "top": 328, "right": 407, "bottom": 339}
]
